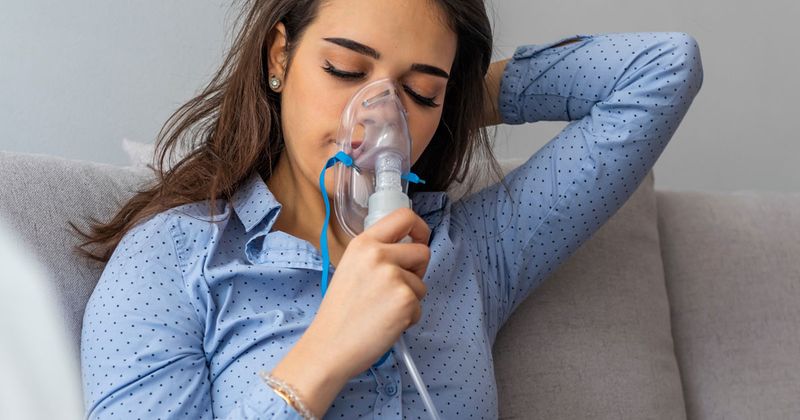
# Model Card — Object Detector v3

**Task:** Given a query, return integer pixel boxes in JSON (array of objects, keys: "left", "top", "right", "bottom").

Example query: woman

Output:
[{"left": 77, "top": 0, "right": 703, "bottom": 418}]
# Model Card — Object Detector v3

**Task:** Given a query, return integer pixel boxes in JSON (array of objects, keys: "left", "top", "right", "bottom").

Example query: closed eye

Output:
[{"left": 321, "top": 61, "right": 441, "bottom": 108}]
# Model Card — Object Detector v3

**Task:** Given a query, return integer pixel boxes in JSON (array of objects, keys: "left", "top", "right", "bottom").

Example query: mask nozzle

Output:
[
  {"left": 374, "top": 151, "right": 403, "bottom": 193},
  {"left": 363, "top": 150, "right": 412, "bottom": 234}
]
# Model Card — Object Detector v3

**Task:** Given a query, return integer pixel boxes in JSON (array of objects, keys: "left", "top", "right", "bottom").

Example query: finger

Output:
[
  {"left": 397, "top": 268, "right": 428, "bottom": 301},
  {"left": 382, "top": 243, "right": 430, "bottom": 280},
  {"left": 410, "top": 301, "right": 422, "bottom": 326},
  {"left": 363, "top": 207, "right": 431, "bottom": 246}
]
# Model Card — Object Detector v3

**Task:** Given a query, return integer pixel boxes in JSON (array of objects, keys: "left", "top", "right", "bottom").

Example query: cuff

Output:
[{"left": 498, "top": 34, "right": 593, "bottom": 125}]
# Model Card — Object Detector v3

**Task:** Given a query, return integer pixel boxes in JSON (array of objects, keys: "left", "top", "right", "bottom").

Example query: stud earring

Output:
[{"left": 269, "top": 74, "right": 282, "bottom": 91}]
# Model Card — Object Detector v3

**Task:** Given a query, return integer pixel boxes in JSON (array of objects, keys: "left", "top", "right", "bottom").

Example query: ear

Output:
[{"left": 266, "top": 21, "right": 289, "bottom": 88}]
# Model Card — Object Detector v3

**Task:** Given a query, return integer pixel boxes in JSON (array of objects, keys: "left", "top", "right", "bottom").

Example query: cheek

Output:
[
  {"left": 411, "top": 135, "right": 429, "bottom": 164},
  {"left": 287, "top": 77, "right": 342, "bottom": 136},
  {"left": 278, "top": 80, "right": 351, "bottom": 187},
  {"left": 281, "top": 67, "right": 348, "bottom": 165},
  {"left": 409, "top": 114, "right": 442, "bottom": 164}
]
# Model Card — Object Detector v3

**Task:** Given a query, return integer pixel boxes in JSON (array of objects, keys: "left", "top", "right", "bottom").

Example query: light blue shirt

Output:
[{"left": 81, "top": 31, "right": 703, "bottom": 419}]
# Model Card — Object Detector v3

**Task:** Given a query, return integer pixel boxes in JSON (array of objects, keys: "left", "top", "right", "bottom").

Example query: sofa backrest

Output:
[{"left": 656, "top": 188, "right": 800, "bottom": 419}]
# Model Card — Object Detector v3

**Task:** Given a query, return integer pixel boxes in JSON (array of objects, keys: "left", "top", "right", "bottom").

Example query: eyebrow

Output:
[{"left": 322, "top": 37, "right": 450, "bottom": 79}]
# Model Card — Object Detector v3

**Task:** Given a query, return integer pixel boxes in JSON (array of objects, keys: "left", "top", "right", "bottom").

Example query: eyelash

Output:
[{"left": 321, "top": 61, "right": 440, "bottom": 108}]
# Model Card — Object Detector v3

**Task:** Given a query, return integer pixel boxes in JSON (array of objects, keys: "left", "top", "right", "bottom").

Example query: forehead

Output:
[{"left": 310, "top": 0, "right": 457, "bottom": 71}]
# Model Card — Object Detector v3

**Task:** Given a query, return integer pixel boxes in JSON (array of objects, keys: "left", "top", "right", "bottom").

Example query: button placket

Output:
[
  {"left": 369, "top": 365, "right": 386, "bottom": 389},
  {"left": 369, "top": 351, "right": 403, "bottom": 418}
]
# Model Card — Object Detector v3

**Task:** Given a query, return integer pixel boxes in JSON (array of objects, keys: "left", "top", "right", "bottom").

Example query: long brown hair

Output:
[{"left": 71, "top": 0, "right": 510, "bottom": 263}]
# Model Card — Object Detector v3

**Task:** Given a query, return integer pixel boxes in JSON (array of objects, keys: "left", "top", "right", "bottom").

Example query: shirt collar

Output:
[
  {"left": 230, "top": 171, "right": 449, "bottom": 234},
  {"left": 231, "top": 171, "right": 282, "bottom": 233},
  {"left": 410, "top": 190, "right": 449, "bottom": 217}
]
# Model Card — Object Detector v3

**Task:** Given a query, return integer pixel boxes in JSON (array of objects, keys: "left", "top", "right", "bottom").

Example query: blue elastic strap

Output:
[{"left": 318, "top": 151, "right": 426, "bottom": 368}]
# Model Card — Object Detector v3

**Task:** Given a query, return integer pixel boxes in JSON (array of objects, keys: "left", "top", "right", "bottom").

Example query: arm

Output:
[
  {"left": 482, "top": 38, "right": 584, "bottom": 127},
  {"left": 80, "top": 214, "right": 345, "bottom": 419},
  {"left": 453, "top": 32, "right": 704, "bottom": 341},
  {"left": 481, "top": 58, "right": 510, "bottom": 127}
]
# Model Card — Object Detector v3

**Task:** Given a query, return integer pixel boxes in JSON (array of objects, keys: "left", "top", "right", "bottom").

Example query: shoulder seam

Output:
[{"left": 163, "top": 213, "right": 208, "bottom": 330}]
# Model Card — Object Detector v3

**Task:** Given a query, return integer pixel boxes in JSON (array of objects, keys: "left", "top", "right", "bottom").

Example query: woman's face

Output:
[{"left": 267, "top": 0, "right": 458, "bottom": 198}]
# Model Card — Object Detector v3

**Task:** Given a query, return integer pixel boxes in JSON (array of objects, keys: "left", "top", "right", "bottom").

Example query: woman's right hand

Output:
[{"left": 306, "top": 207, "right": 432, "bottom": 380}]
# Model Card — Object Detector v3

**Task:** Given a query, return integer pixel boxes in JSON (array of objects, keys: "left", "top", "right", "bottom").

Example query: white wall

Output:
[
  {"left": 1, "top": 1, "right": 797, "bottom": 192},
  {"left": 489, "top": 0, "right": 799, "bottom": 193},
  {"left": 0, "top": 0, "right": 232, "bottom": 165}
]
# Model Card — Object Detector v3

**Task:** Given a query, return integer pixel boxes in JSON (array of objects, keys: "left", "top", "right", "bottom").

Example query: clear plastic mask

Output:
[{"left": 333, "top": 78, "right": 414, "bottom": 237}]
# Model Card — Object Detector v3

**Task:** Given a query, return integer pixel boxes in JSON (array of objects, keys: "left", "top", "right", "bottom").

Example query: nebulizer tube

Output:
[{"left": 363, "top": 151, "right": 442, "bottom": 420}]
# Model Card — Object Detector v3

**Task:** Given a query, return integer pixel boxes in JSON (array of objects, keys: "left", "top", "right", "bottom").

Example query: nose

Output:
[
  {"left": 362, "top": 87, "right": 393, "bottom": 108},
  {"left": 357, "top": 82, "right": 407, "bottom": 126}
]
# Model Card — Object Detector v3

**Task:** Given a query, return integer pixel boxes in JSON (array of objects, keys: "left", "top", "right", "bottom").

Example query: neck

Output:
[{"left": 265, "top": 154, "right": 353, "bottom": 256}]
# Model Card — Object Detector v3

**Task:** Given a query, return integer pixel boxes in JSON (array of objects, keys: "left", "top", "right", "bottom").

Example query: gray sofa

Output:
[{"left": 1, "top": 150, "right": 798, "bottom": 419}]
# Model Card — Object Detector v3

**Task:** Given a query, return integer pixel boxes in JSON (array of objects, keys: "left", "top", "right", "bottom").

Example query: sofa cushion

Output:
[
  {"left": 492, "top": 169, "right": 687, "bottom": 419},
  {"left": 0, "top": 151, "right": 152, "bottom": 355},
  {"left": 657, "top": 189, "right": 800, "bottom": 419}
]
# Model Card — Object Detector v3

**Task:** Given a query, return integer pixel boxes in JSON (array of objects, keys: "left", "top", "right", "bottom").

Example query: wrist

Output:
[
  {"left": 297, "top": 328, "right": 352, "bottom": 384},
  {"left": 482, "top": 58, "right": 510, "bottom": 127},
  {"left": 296, "top": 321, "right": 353, "bottom": 382},
  {"left": 269, "top": 329, "right": 351, "bottom": 418},
  {"left": 260, "top": 371, "right": 319, "bottom": 419}
]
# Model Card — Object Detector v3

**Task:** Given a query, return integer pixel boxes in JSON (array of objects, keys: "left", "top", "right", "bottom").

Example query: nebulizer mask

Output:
[{"left": 317, "top": 78, "right": 442, "bottom": 420}]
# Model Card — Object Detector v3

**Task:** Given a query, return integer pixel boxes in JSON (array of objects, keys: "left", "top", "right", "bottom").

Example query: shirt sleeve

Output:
[
  {"left": 451, "top": 32, "right": 704, "bottom": 341},
  {"left": 80, "top": 214, "right": 305, "bottom": 419}
]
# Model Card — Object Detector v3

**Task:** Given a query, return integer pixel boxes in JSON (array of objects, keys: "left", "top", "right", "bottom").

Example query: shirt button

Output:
[{"left": 384, "top": 382, "right": 397, "bottom": 396}]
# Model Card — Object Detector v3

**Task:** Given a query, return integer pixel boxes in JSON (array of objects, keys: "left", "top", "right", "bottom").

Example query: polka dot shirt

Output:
[{"left": 81, "top": 32, "right": 703, "bottom": 419}]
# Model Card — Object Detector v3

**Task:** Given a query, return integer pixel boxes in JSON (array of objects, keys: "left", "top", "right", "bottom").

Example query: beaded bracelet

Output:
[{"left": 259, "top": 371, "right": 319, "bottom": 420}]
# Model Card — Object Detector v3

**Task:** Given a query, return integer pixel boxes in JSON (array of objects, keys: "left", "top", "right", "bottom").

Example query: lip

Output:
[{"left": 329, "top": 138, "right": 363, "bottom": 150}]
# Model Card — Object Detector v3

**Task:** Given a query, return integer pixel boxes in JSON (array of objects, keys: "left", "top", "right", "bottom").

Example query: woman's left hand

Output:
[{"left": 481, "top": 58, "right": 510, "bottom": 127}]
